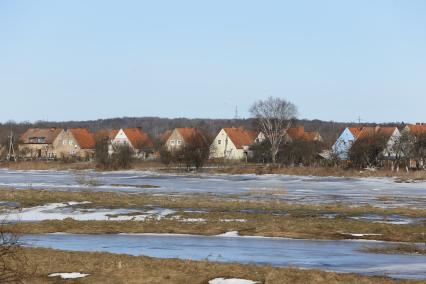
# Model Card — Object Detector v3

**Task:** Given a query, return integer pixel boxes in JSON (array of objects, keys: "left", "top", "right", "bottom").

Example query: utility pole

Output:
[
  {"left": 357, "top": 116, "right": 362, "bottom": 124},
  {"left": 234, "top": 106, "right": 240, "bottom": 120},
  {"left": 7, "top": 130, "right": 16, "bottom": 162}
]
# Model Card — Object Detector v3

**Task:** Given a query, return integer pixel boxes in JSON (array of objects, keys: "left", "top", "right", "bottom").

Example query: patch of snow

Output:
[
  {"left": 171, "top": 216, "right": 206, "bottom": 222},
  {"left": 180, "top": 218, "right": 206, "bottom": 222},
  {"left": 217, "top": 231, "right": 239, "bottom": 237},
  {"left": 344, "top": 233, "right": 382, "bottom": 237},
  {"left": 48, "top": 272, "right": 89, "bottom": 279},
  {"left": 209, "top": 278, "right": 258, "bottom": 284},
  {"left": 220, "top": 219, "right": 246, "bottom": 223},
  {"left": 0, "top": 202, "right": 175, "bottom": 222}
]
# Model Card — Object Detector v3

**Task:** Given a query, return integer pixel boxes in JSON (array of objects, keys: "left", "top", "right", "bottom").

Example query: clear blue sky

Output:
[{"left": 1, "top": 0, "right": 425, "bottom": 123}]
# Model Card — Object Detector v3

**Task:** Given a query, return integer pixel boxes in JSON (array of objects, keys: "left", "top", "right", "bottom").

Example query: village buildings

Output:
[
  {"left": 210, "top": 127, "right": 259, "bottom": 160},
  {"left": 164, "top": 128, "right": 206, "bottom": 152},
  {"left": 331, "top": 127, "right": 363, "bottom": 160},
  {"left": 18, "top": 128, "right": 96, "bottom": 160},
  {"left": 18, "top": 128, "right": 63, "bottom": 159},
  {"left": 285, "top": 126, "right": 323, "bottom": 143},
  {"left": 8, "top": 122, "right": 426, "bottom": 169},
  {"left": 111, "top": 128, "right": 154, "bottom": 159}
]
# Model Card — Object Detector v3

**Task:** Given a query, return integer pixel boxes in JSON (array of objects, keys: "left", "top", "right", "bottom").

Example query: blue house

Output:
[{"left": 332, "top": 127, "right": 363, "bottom": 160}]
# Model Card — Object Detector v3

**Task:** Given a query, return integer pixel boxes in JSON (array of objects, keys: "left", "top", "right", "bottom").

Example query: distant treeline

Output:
[{"left": 0, "top": 116, "right": 406, "bottom": 149}]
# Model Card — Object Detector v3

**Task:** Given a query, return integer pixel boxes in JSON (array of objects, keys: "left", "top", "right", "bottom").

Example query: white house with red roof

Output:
[
  {"left": 210, "top": 127, "right": 258, "bottom": 160},
  {"left": 111, "top": 128, "right": 154, "bottom": 159}
]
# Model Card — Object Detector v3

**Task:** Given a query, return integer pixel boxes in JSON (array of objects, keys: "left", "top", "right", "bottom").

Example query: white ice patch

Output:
[
  {"left": 344, "top": 233, "right": 382, "bottom": 237},
  {"left": 0, "top": 202, "right": 175, "bottom": 222},
  {"left": 48, "top": 272, "right": 89, "bottom": 279},
  {"left": 209, "top": 278, "right": 258, "bottom": 284},
  {"left": 220, "top": 219, "right": 246, "bottom": 223},
  {"left": 217, "top": 231, "right": 239, "bottom": 237},
  {"left": 171, "top": 216, "right": 206, "bottom": 222}
]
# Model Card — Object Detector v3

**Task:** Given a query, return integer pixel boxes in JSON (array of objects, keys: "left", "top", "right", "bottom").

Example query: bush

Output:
[{"left": 349, "top": 134, "right": 387, "bottom": 168}]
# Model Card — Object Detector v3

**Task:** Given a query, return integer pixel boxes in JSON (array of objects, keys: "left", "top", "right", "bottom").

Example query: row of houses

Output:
[
  {"left": 17, "top": 128, "right": 154, "bottom": 160},
  {"left": 15, "top": 126, "right": 322, "bottom": 161},
  {"left": 329, "top": 123, "right": 426, "bottom": 162},
  {"left": 13, "top": 123, "right": 426, "bottom": 163}
]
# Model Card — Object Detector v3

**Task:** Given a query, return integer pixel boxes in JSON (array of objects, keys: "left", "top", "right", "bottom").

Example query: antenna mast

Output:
[
  {"left": 234, "top": 106, "right": 240, "bottom": 119},
  {"left": 7, "top": 130, "right": 16, "bottom": 162}
]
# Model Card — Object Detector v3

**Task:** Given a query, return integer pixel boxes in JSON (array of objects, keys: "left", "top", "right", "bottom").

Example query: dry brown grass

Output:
[
  {"left": 7, "top": 212, "right": 426, "bottom": 243},
  {"left": 18, "top": 247, "right": 423, "bottom": 284},
  {"left": 0, "top": 161, "right": 95, "bottom": 171},
  {"left": 2, "top": 160, "right": 426, "bottom": 180},
  {"left": 1, "top": 188, "right": 425, "bottom": 218},
  {"left": 2, "top": 189, "right": 425, "bottom": 242},
  {"left": 360, "top": 244, "right": 426, "bottom": 255},
  {"left": 207, "top": 165, "right": 426, "bottom": 180}
]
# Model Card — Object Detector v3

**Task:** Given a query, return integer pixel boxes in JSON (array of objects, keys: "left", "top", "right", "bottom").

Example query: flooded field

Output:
[
  {"left": 1, "top": 169, "right": 425, "bottom": 208},
  {"left": 2, "top": 169, "right": 426, "bottom": 281},
  {"left": 21, "top": 233, "right": 426, "bottom": 280}
]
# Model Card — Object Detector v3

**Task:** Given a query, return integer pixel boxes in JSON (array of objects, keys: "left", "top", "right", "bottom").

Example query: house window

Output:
[
  {"left": 170, "top": 140, "right": 175, "bottom": 145},
  {"left": 63, "top": 140, "right": 67, "bottom": 145},
  {"left": 69, "top": 140, "right": 73, "bottom": 145},
  {"left": 177, "top": 140, "right": 182, "bottom": 145}
]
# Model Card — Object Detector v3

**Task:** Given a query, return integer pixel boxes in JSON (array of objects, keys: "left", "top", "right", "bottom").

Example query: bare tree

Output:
[
  {"left": 0, "top": 219, "right": 29, "bottom": 283},
  {"left": 391, "top": 131, "right": 415, "bottom": 172},
  {"left": 250, "top": 97, "right": 297, "bottom": 164}
]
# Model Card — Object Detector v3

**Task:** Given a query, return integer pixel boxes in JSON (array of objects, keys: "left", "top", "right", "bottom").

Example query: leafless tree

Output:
[
  {"left": 250, "top": 97, "right": 297, "bottom": 164},
  {"left": 391, "top": 131, "right": 415, "bottom": 172},
  {"left": 0, "top": 219, "right": 28, "bottom": 283}
]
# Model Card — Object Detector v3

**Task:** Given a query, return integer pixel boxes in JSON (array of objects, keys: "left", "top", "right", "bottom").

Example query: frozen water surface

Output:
[
  {"left": 21, "top": 233, "right": 426, "bottom": 280},
  {"left": 1, "top": 169, "right": 425, "bottom": 208}
]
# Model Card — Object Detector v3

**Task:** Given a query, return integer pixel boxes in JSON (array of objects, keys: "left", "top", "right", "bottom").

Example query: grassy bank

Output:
[
  {"left": 2, "top": 160, "right": 426, "bottom": 180},
  {"left": 16, "top": 247, "right": 424, "bottom": 284},
  {"left": 7, "top": 216, "right": 426, "bottom": 243},
  {"left": 2, "top": 189, "right": 425, "bottom": 243},
  {"left": 360, "top": 244, "right": 426, "bottom": 256},
  {"left": 1, "top": 189, "right": 425, "bottom": 218}
]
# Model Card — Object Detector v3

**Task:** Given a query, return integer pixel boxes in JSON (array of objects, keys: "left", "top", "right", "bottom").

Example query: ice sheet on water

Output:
[
  {"left": 0, "top": 202, "right": 175, "bottom": 222},
  {"left": 48, "top": 272, "right": 89, "bottom": 279},
  {"left": 209, "top": 278, "right": 258, "bottom": 284},
  {"left": 1, "top": 169, "right": 425, "bottom": 208}
]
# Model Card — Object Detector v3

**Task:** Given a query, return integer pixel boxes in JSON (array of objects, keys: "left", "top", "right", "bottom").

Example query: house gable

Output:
[{"left": 332, "top": 127, "right": 359, "bottom": 160}]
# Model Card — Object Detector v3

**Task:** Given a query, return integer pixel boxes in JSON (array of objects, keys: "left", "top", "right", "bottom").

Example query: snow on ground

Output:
[
  {"left": 0, "top": 202, "right": 175, "bottom": 222},
  {"left": 342, "top": 233, "right": 382, "bottom": 237},
  {"left": 220, "top": 219, "right": 246, "bottom": 222},
  {"left": 171, "top": 216, "right": 207, "bottom": 222},
  {"left": 217, "top": 231, "right": 240, "bottom": 237},
  {"left": 1, "top": 169, "right": 426, "bottom": 208},
  {"left": 209, "top": 278, "right": 258, "bottom": 284},
  {"left": 48, "top": 272, "right": 89, "bottom": 279}
]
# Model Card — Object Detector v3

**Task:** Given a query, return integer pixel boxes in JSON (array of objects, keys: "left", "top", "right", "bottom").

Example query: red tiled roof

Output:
[
  {"left": 69, "top": 128, "right": 95, "bottom": 149},
  {"left": 348, "top": 127, "right": 363, "bottom": 138},
  {"left": 357, "top": 127, "right": 376, "bottom": 140},
  {"left": 123, "top": 128, "right": 154, "bottom": 149},
  {"left": 19, "top": 128, "right": 62, "bottom": 144},
  {"left": 376, "top": 127, "right": 397, "bottom": 140},
  {"left": 406, "top": 124, "right": 426, "bottom": 136},
  {"left": 357, "top": 126, "right": 397, "bottom": 140},
  {"left": 223, "top": 127, "right": 256, "bottom": 149},
  {"left": 95, "top": 129, "right": 119, "bottom": 140},
  {"left": 286, "top": 127, "right": 321, "bottom": 142},
  {"left": 176, "top": 128, "right": 198, "bottom": 142},
  {"left": 159, "top": 130, "right": 172, "bottom": 143}
]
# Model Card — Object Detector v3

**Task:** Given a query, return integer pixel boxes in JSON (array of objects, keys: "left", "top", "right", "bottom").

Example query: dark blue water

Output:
[{"left": 21, "top": 233, "right": 426, "bottom": 280}]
